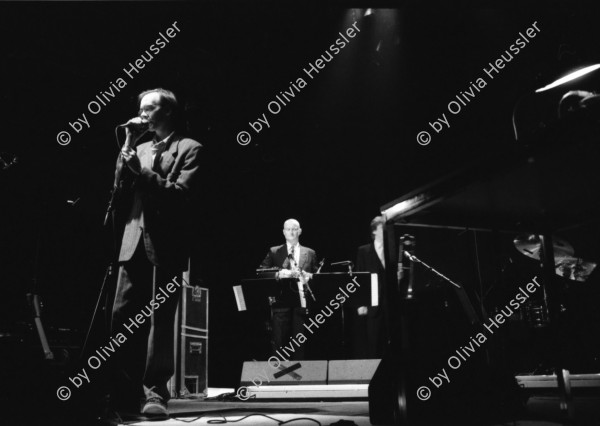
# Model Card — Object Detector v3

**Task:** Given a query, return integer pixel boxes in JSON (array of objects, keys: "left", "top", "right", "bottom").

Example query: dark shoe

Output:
[{"left": 141, "top": 397, "right": 168, "bottom": 418}]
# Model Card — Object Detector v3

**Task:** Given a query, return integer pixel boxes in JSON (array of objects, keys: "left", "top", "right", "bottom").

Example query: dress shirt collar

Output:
[
  {"left": 374, "top": 239, "right": 384, "bottom": 252},
  {"left": 374, "top": 239, "right": 385, "bottom": 267},
  {"left": 152, "top": 131, "right": 175, "bottom": 149}
]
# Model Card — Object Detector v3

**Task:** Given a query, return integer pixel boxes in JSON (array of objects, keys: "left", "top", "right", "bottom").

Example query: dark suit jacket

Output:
[
  {"left": 260, "top": 244, "right": 318, "bottom": 273},
  {"left": 117, "top": 133, "right": 202, "bottom": 269},
  {"left": 356, "top": 242, "right": 386, "bottom": 317}
]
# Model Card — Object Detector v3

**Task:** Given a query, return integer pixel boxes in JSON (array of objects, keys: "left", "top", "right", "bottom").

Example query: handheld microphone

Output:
[{"left": 117, "top": 117, "right": 149, "bottom": 129}]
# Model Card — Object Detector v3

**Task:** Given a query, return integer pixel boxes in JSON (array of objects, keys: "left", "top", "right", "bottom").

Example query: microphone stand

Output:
[
  {"left": 403, "top": 251, "right": 462, "bottom": 289},
  {"left": 303, "top": 275, "right": 316, "bottom": 302},
  {"left": 103, "top": 161, "right": 122, "bottom": 227},
  {"left": 104, "top": 127, "right": 148, "bottom": 226},
  {"left": 82, "top": 127, "right": 146, "bottom": 358},
  {"left": 303, "top": 259, "right": 323, "bottom": 305},
  {"left": 330, "top": 260, "right": 354, "bottom": 274}
]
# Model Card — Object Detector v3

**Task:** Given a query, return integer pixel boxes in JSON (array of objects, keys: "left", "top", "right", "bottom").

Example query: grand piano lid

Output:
[{"left": 380, "top": 139, "right": 600, "bottom": 233}]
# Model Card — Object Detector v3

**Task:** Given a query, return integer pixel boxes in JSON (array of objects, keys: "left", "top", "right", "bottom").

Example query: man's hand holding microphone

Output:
[{"left": 119, "top": 117, "right": 149, "bottom": 175}]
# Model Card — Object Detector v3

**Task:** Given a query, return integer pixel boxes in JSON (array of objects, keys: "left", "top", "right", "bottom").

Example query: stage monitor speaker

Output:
[
  {"left": 329, "top": 359, "right": 381, "bottom": 384},
  {"left": 240, "top": 360, "right": 327, "bottom": 386},
  {"left": 239, "top": 359, "right": 381, "bottom": 400}
]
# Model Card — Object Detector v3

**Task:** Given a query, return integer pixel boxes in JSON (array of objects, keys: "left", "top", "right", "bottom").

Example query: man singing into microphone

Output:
[
  {"left": 259, "top": 219, "right": 318, "bottom": 360},
  {"left": 112, "top": 88, "right": 202, "bottom": 417}
]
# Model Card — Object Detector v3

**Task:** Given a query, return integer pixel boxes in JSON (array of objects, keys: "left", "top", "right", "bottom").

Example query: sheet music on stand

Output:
[
  {"left": 310, "top": 272, "right": 378, "bottom": 309},
  {"left": 232, "top": 272, "right": 379, "bottom": 312},
  {"left": 233, "top": 278, "right": 303, "bottom": 311}
]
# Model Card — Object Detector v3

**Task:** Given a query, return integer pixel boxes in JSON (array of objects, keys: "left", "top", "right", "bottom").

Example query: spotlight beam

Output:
[{"left": 535, "top": 64, "right": 600, "bottom": 93}]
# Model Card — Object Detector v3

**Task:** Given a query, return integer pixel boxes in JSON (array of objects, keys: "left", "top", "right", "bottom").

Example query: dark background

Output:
[{"left": 1, "top": 0, "right": 600, "bottom": 412}]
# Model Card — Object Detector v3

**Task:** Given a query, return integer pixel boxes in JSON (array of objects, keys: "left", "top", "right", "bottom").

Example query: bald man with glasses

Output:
[{"left": 259, "top": 218, "right": 318, "bottom": 360}]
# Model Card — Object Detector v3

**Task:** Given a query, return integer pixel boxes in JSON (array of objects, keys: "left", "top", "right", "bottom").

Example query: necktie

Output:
[
  {"left": 289, "top": 245, "right": 296, "bottom": 268},
  {"left": 151, "top": 142, "right": 166, "bottom": 170}
]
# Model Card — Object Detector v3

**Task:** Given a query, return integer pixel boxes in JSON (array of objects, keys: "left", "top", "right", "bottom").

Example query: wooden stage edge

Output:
[{"left": 116, "top": 386, "right": 600, "bottom": 426}]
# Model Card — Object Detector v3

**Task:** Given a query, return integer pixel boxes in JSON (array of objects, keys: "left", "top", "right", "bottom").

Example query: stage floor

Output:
[{"left": 113, "top": 388, "right": 600, "bottom": 426}]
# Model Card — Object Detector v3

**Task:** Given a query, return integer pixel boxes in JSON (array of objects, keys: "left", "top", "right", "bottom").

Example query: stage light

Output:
[{"left": 535, "top": 64, "right": 600, "bottom": 93}]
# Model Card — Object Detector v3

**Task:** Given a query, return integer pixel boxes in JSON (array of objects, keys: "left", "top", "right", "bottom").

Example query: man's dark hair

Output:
[
  {"left": 370, "top": 215, "right": 385, "bottom": 239},
  {"left": 138, "top": 88, "right": 179, "bottom": 115}
]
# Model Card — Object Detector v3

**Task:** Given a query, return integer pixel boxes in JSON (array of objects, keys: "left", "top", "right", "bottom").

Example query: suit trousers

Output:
[
  {"left": 271, "top": 307, "right": 307, "bottom": 360},
  {"left": 111, "top": 240, "right": 182, "bottom": 406},
  {"left": 351, "top": 310, "right": 386, "bottom": 359}
]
